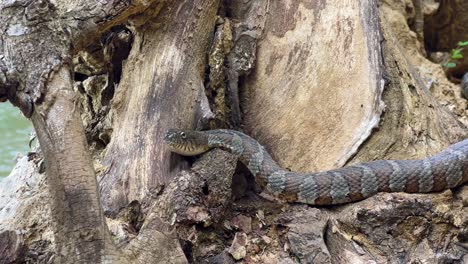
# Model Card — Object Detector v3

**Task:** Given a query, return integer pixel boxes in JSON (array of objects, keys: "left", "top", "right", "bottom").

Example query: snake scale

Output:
[{"left": 164, "top": 129, "right": 468, "bottom": 205}]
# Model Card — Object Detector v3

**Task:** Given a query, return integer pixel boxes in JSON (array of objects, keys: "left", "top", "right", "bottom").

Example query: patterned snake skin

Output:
[
  {"left": 164, "top": 129, "right": 468, "bottom": 205},
  {"left": 462, "top": 72, "right": 468, "bottom": 99}
]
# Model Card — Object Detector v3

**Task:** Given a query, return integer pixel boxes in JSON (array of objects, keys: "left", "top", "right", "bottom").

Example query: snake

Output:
[
  {"left": 462, "top": 72, "right": 468, "bottom": 99},
  {"left": 164, "top": 129, "right": 468, "bottom": 205}
]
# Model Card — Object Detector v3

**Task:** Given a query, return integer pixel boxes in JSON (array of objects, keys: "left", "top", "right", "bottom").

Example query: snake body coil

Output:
[{"left": 164, "top": 129, "right": 468, "bottom": 205}]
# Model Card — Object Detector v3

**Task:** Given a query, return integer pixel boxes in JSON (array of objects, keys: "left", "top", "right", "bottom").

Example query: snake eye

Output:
[{"left": 180, "top": 132, "right": 186, "bottom": 139}]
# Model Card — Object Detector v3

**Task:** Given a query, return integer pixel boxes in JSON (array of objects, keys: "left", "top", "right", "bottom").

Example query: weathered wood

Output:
[
  {"left": 31, "top": 65, "right": 127, "bottom": 262},
  {"left": 235, "top": 0, "right": 465, "bottom": 173},
  {"left": 351, "top": 2, "right": 466, "bottom": 165},
  {"left": 279, "top": 189, "right": 468, "bottom": 263},
  {"left": 0, "top": 156, "right": 56, "bottom": 263},
  {"left": 0, "top": 230, "right": 24, "bottom": 263},
  {"left": 239, "top": 0, "right": 385, "bottom": 173},
  {"left": 1, "top": 0, "right": 467, "bottom": 263},
  {"left": 100, "top": 0, "right": 220, "bottom": 214},
  {"left": 0, "top": 0, "right": 162, "bottom": 262}
]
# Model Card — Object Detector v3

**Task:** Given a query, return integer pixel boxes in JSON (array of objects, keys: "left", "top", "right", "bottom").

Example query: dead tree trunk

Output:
[
  {"left": 99, "top": 0, "right": 220, "bottom": 215},
  {"left": 0, "top": 0, "right": 166, "bottom": 262},
  {"left": 1, "top": 0, "right": 467, "bottom": 263}
]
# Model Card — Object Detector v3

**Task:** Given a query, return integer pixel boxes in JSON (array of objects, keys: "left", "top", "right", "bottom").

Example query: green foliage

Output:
[
  {"left": 451, "top": 48, "right": 463, "bottom": 59},
  {"left": 443, "top": 62, "right": 457, "bottom": 68},
  {"left": 443, "top": 41, "right": 467, "bottom": 68}
]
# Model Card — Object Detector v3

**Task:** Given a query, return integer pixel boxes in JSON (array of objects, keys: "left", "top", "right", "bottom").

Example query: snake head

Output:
[{"left": 164, "top": 129, "right": 210, "bottom": 156}]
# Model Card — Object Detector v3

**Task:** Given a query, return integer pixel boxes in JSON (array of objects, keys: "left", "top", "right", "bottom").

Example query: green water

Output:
[{"left": 0, "top": 103, "right": 32, "bottom": 177}]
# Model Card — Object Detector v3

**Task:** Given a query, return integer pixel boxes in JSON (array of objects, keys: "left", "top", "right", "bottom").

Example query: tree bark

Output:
[
  {"left": 30, "top": 65, "right": 125, "bottom": 262},
  {"left": 0, "top": 0, "right": 162, "bottom": 262},
  {"left": 99, "top": 0, "right": 220, "bottom": 215},
  {"left": 240, "top": 0, "right": 387, "bottom": 172},
  {"left": 1, "top": 0, "right": 467, "bottom": 263}
]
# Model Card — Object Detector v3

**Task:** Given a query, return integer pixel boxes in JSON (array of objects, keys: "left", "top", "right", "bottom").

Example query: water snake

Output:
[
  {"left": 462, "top": 72, "right": 468, "bottom": 99},
  {"left": 164, "top": 129, "right": 468, "bottom": 205}
]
